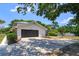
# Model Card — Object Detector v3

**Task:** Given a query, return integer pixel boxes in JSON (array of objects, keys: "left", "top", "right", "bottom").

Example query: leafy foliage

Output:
[
  {"left": 48, "top": 29, "right": 59, "bottom": 36},
  {"left": 0, "top": 27, "right": 11, "bottom": 34},
  {"left": 7, "top": 32, "right": 17, "bottom": 44},
  {"left": 17, "top": 3, "right": 60, "bottom": 20},
  {"left": 17, "top": 3, "right": 34, "bottom": 15},
  {"left": 37, "top": 21, "right": 46, "bottom": 27},
  {"left": 0, "top": 19, "right": 5, "bottom": 29},
  {"left": 16, "top": 3, "right": 79, "bottom": 36},
  {"left": 57, "top": 25, "right": 79, "bottom": 36},
  {"left": 0, "top": 20, "right": 5, "bottom": 24},
  {"left": 9, "top": 19, "right": 47, "bottom": 27},
  {"left": 9, "top": 19, "right": 33, "bottom": 27},
  {"left": 17, "top": 3, "right": 79, "bottom": 25}
]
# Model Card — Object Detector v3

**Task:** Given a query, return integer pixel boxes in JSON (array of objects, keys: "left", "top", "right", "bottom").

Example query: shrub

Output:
[
  {"left": 48, "top": 29, "right": 59, "bottom": 36},
  {"left": 0, "top": 27, "right": 11, "bottom": 34},
  {"left": 7, "top": 32, "right": 17, "bottom": 44},
  {"left": 48, "top": 32, "right": 57, "bottom": 36}
]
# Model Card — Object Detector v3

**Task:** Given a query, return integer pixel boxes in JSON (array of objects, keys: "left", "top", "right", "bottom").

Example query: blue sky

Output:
[{"left": 0, "top": 3, "right": 75, "bottom": 27}]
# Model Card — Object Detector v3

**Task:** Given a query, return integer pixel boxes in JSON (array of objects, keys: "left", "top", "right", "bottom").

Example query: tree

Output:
[
  {"left": 9, "top": 19, "right": 33, "bottom": 27},
  {"left": 0, "top": 19, "right": 5, "bottom": 29},
  {"left": 17, "top": 3, "right": 59, "bottom": 20},
  {"left": 37, "top": 21, "right": 46, "bottom": 27},
  {"left": 17, "top": 3, "right": 79, "bottom": 36},
  {"left": 51, "top": 21, "right": 59, "bottom": 29},
  {"left": 17, "top": 3, "right": 79, "bottom": 25},
  {"left": 0, "top": 27, "right": 11, "bottom": 34},
  {"left": 0, "top": 19, "right": 5, "bottom": 34},
  {"left": 9, "top": 19, "right": 46, "bottom": 27}
]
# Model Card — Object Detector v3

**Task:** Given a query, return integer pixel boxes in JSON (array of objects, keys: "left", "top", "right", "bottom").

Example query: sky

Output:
[{"left": 0, "top": 3, "right": 75, "bottom": 27}]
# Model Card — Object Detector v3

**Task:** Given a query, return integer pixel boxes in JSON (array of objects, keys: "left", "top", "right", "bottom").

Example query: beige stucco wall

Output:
[{"left": 16, "top": 23, "right": 46, "bottom": 40}]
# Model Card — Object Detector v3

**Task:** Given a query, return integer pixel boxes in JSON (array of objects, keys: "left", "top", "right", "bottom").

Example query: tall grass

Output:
[{"left": 0, "top": 34, "right": 5, "bottom": 43}]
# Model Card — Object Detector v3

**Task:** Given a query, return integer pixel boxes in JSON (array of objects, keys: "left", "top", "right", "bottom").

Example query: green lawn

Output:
[{"left": 0, "top": 34, "right": 5, "bottom": 43}]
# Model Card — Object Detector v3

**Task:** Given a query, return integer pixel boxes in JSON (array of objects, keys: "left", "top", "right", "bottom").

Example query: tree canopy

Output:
[
  {"left": 17, "top": 3, "right": 79, "bottom": 25},
  {"left": 0, "top": 19, "right": 5, "bottom": 29},
  {"left": 9, "top": 19, "right": 33, "bottom": 27},
  {"left": 16, "top": 3, "right": 79, "bottom": 36},
  {"left": 0, "top": 20, "right": 5, "bottom": 24},
  {"left": 9, "top": 19, "right": 47, "bottom": 27}
]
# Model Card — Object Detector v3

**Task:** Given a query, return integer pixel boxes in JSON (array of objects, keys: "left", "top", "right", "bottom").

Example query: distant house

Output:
[{"left": 13, "top": 21, "right": 47, "bottom": 40}]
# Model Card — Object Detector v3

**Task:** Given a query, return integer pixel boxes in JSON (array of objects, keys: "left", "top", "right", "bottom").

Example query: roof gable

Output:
[
  {"left": 15, "top": 21, "right": 47, "bottom": 30},
  {"left": 32, "top": 21, "right": 47, "bottom": 30}
]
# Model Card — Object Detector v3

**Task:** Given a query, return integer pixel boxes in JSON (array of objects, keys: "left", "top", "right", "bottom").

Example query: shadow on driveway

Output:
[{"left": 0, "top": 39, "right": 79, "bottom": 56}]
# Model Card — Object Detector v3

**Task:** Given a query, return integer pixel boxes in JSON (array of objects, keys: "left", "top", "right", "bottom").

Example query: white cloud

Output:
[
  {"left": 60, "top": 17, "right": 74, "bottom": 24},
  {"left": 10, "top": 5, "right": 31, "bottom": 13},
  {"left": 10, "top": 5, "right": 20, "bottom": 12}
]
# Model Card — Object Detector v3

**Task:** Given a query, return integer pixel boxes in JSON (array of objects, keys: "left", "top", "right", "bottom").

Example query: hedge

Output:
[{"left": 7, "top": 32, "right": 17, "bottom": 44}]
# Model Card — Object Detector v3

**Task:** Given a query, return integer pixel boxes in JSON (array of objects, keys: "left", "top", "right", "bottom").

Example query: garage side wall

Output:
[{"left": 16, "top": 23, "right": 46, "bottom": 40}]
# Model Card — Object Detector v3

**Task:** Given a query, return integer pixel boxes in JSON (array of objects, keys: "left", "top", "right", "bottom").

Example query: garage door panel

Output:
[{"left": 21, "top": 30, "right": 38, "bottom": 37}]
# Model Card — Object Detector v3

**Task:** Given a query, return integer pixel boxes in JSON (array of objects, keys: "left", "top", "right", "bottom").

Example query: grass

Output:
[
  {"left": 46, "top": 36, "right": 79, "bottom": 40},
  {"left": 0, "top": 34, "right": 5, "bottom": 43}
]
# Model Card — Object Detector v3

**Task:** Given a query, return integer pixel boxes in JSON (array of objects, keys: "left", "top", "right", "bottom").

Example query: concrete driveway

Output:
[{"left": 0, "top": 38, "right": 79, "bottom": 56}]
